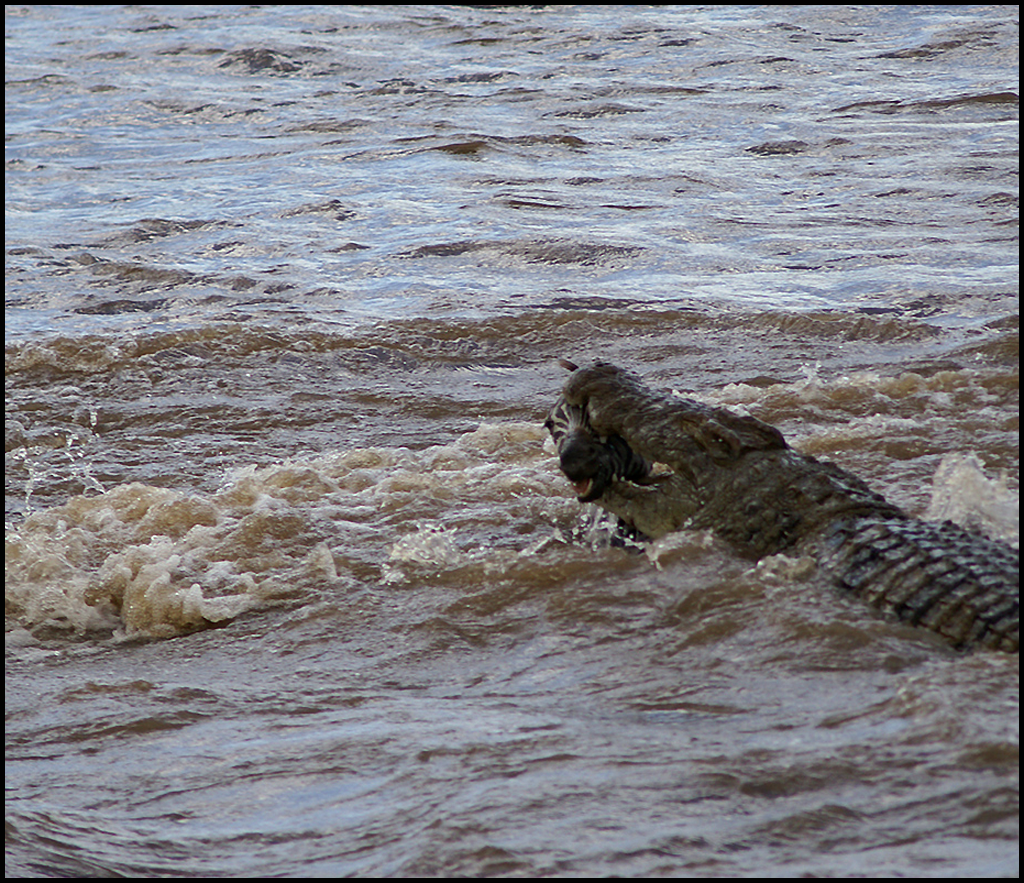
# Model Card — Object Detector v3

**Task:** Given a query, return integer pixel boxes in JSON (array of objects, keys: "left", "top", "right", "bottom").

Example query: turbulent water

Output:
[{"left": 5, "top": 5, "right": 1019, "bottom": 878}]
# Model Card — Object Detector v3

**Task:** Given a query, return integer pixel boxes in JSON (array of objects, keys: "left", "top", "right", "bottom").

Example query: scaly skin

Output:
[{"left": 553, "top": 362, "right": 1019, "bottom": 652}]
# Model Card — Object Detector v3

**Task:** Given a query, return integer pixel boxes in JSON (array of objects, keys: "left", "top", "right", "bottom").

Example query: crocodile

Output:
[{"left": 545, "top": 360, "right": 1019, "bottom": 652}]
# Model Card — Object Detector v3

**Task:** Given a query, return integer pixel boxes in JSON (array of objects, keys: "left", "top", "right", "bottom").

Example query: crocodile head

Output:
[{"left": 546, "top": 360, "right": 793, "bottom": 543}]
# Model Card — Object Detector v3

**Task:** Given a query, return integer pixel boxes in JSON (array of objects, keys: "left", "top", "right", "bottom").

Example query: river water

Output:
[{"left": 5, "top": 5, "right": 1019, "bottom": 877}]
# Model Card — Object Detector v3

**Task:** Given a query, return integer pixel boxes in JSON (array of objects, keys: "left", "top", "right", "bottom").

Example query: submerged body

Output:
[{"left": 547, "top": 362, "right": 1019, "bottom": 652}]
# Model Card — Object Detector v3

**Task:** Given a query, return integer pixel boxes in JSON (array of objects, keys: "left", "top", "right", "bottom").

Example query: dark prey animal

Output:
[{"left": 545, "top": 360, "right": 1019, "bottom": 653}]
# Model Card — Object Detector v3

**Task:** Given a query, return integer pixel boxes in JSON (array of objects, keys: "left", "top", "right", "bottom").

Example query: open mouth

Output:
[{"left": 572, "top": 478, "right": 594, "bottom": 500}]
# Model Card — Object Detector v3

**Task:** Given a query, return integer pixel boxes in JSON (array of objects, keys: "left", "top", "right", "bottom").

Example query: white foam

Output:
[
  {"left": 5, "top": 422, "right": 577, "bottom": 638},
  {"left": 925, "top": 453, "right": 1019, "bottom": 545}
]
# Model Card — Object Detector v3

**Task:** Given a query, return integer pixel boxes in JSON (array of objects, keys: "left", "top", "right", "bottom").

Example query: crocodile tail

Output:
[{"left": 819, "top": 516, "right": 1019, "bottom": 652}]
